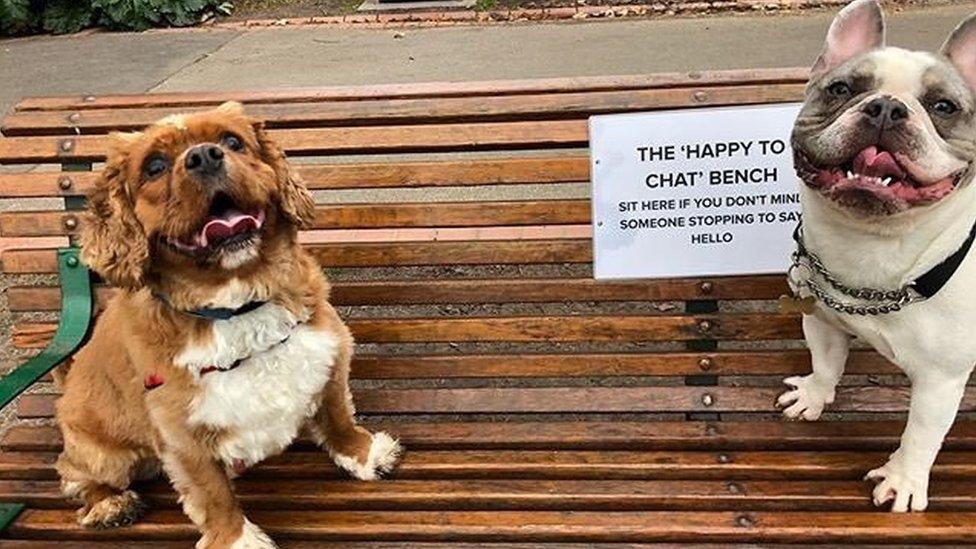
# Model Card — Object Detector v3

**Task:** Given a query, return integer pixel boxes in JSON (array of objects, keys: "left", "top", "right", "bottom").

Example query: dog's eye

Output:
[
  {"left": 931, "top": 99, "right": 960, "bottom": 117},
  {"left": 826, "top": 81, "right": 852, "bottom": 97},
  {"left": 221, "top": 134, "right": 245, "bottom": 152},
  {"left": 143, "top": 155, "right": 170, "bottom": 180}
]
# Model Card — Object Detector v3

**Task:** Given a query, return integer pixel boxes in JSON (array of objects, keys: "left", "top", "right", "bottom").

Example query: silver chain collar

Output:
[{"left": 790, "top": 232, "right": 922, "bottom": 316}]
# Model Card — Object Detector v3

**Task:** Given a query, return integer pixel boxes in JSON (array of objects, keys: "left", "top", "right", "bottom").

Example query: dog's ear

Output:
[
  {"left": 80, "top": 133, "right": 150, "bottom": 290},
  {"left": 812, "top": 0, "right": 886, "bottom": 76},
  {"left": 216, "top": 100, "right": 245, "bottom": 116},
  {"left": 942, "top": 14, "right": 976, "bottom": 91},
  {"left": 253, "top": 121, "right": 315, "bottom": 229}
]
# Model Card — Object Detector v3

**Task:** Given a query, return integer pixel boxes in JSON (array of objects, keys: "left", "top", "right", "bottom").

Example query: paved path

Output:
[{"left": 1, "top": 3, "right": 973, "bottom": 116}]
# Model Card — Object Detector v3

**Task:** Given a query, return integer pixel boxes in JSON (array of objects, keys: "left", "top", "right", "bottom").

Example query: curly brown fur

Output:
[{"left": 56, "top": 103, "right": 401, "bottom": 548}]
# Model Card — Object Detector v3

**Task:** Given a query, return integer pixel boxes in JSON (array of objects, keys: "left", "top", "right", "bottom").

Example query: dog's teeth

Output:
[
  {"left": 847, "top": 171, "right": 855, "bottom": 179},
  {"left": 882, "top": 177, "right": 892, "bottom": 186}
]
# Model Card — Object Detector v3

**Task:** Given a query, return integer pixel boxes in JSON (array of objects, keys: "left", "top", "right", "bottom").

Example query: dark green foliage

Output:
[
  {"left": 0, "top": 0, "right": 34, "bottom": 34},
  {"left": 92, "top": 0, "right": 161, "bottom": 31},
  {"left": 0, "top": 0, "right": 232, "bottom": 35},
  {"left": 43, "top": 0, "right": 96, "bottom": 34}
]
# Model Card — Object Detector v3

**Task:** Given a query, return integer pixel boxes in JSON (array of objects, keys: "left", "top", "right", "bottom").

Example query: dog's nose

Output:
[
  {"left": 861, "top": 97, "right": 909, "bottom": 129},
  {"left": 184, "top": 144, "right": 225, "bottom": 175}
]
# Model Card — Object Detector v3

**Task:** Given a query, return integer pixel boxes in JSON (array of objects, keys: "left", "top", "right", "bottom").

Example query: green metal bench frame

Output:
[{"left": 0, "top": 247, "right": 93, "bottom": 530}]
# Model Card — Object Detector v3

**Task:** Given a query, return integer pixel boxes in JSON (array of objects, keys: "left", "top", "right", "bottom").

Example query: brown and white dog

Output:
[{"left": 55, "top": 102, "right": 401, "bottom": 547}]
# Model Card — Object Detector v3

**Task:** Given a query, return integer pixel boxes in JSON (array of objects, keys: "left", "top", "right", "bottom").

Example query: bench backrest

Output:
[{"left": 4, "top": 67, "right": 939, "bottom": 428}]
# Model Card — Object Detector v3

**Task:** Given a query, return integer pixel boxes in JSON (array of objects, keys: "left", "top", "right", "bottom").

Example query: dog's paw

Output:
[
  {"left": 333, "top": 431, "right": 402, "bottom": 481},
  {"left": 77, "top": 490, "right": 146, "bottom": 529},
  {"left": 196, "top": 518, "right": 277, "bottom": 549},
  {"left": 229, "top": 518, "right": 277, "bottom": 549},
  {"left": 776, "top": 374, "right": 835, "bottom": 421},
  {"left": 865, "top": 456, "right": 930, "bottom": 512}
]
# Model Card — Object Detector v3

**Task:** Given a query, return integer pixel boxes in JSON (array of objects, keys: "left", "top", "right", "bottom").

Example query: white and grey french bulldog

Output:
[{"left": 779, "top": 0, "right": 976, "bottom": 512}]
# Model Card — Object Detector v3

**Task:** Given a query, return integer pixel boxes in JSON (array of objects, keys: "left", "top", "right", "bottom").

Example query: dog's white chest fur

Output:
[
  {"left": 801, "top": 184, "right": 976, "bottom": 376},
  {"left": 174, "top": 303, "right": 338, "bottom": 468}
]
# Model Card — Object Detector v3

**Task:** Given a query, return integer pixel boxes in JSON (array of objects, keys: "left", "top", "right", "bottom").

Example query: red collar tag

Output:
[{"left": 144, "top": 373, "right": 164, "bottom": 391}]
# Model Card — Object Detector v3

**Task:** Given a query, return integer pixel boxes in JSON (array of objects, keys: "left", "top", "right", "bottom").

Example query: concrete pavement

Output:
[
  {"left": 154, "top": 4, "right": 976, "bottom": 91},
  {"left": 0, "top": 32, "right": 239, "bottom": 119},
  {"left": 1, "top": 3, "right": 974, "bottom": 116}
]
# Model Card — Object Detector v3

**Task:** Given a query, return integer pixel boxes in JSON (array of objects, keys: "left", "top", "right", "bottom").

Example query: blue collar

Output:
[{"left": 152, "top": 292, "right": 266, "bottom": 320}]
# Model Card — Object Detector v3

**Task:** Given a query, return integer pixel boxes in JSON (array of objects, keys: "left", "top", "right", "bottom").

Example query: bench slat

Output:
[
  {"left": 9, "top": 509, "right": 976, "bottom": 543},
  {"left": 8, "top": 276, "right": 785, "bottom": 310},
  {"left": 0, "top": 348, "right": 896, "bottom": 380},
  {"left": 12, "top": 68, "right": 808, "bottom": 112},
  {"left": 16, "top": 385, "right": 967, "bottom": 418},
  {"left": 350, "top": 386, "right": 918, "bottom": 414},
  {"left": 349, "top": 351, "right": 894, "bottom": 378},
  {"left": 1, "top": 239, "right": 593, "bottom": 273},
  {"left": 0, "top": 342, "right": 897, "bottom": 378},
  {"left": 8, "top": 449, "right": 976, "bottom": 482},
  {"left": 0, "top": 171, "right": 99, "bottom": 199},
  {"left": 0, "top": 156, "right": 589, "bottom": 199},
  {"left": 13, "top": 421, "right": 976, "bottom": 453},
  {"left": 0, "top": 121, "right": 589, "bottom": 163},
  {"left": 347, "top": 314, "right": 800, "bottom": 343},
  {"left": 5, "top": 478, "right": 976, "bottom": 512},
  {"left": 0, "top": 200, "right": 593, "bottom": 237},
  {"left": 12, "top": 313, "right": 802, "bottom": 350},
  {"left": 1, "top": 85, "right": 805, "bottom": 136},
  {"left": 0, "top": 449, "right": 948, "bottom": 481}
]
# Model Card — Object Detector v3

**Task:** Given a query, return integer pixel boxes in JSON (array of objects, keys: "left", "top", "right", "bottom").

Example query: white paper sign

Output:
[{"left": 590, "top": 103, "right": 804, "bottom": 280}]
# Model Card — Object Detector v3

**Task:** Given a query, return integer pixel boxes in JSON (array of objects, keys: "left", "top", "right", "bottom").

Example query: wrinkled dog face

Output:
[
  {"left": 792, "top": 0, "right": 976, "bottom": 218},
  {"left": 81, "top": 102, "right": 314, "bottom": 289}
]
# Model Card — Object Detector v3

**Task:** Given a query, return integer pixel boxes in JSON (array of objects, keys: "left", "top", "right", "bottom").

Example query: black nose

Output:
[
  {"left": 861, "top": 96, "right": 909, "bottom": 129},
  {"left": 184, "top": 144, "right": 224, "bottom": 175}
]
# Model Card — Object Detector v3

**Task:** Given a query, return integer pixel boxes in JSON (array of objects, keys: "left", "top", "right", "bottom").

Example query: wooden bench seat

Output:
[{"left": 5, "top": 68, "right": 976, "bottom": 545}]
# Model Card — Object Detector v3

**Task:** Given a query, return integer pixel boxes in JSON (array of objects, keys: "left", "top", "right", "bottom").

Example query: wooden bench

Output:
[{"left": 3, "top": 68, "right": 976, "bottom": 546}]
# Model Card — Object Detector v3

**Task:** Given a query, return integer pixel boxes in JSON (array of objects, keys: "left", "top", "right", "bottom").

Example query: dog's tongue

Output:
[
  {"left": 200, "top": 210, "right": 260, "bottom": 247},
  {"left": 852, "top": 146, "right": 907, "bottom": 179}
]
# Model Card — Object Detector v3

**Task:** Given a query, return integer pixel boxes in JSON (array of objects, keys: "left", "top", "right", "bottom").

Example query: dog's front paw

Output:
[
  {"left": 776, "top": 374, "right": 835, "bottom": 421},
  {"left": 333, "top": 431, "right": 402, "bottom": 481},
  {"left": 77, "top": 489, "right": 146, "bottom": 529},
  {"left": 865, "top": 454, "right": 930, "bottom": 512},
  {"left": 197, "top": 518, "right": 277, "bottom": 549}
]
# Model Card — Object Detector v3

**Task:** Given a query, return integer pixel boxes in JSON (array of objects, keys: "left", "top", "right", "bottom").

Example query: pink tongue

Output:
[
  {"left": 852, "top": 146, "right": 907, "bottom": 179},
  {"left": 200, "top": 210, "right": 259, "bottom": 247}
]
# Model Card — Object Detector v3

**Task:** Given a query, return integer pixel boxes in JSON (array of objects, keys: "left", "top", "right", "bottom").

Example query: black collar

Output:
[
  {"left": 152, "top": 292, "right": 267, "bottom": 320},
  {"left": 793, "top": 221, "right": 976, "bottom": 300}
]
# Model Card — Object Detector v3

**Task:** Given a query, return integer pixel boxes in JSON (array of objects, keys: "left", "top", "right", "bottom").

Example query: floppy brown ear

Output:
[
  {"left": 254, "top": 121, "right": 315, "bottom": 229},
  {"left": 80, "top": 147, "right": 150, "bottom": 290}
]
